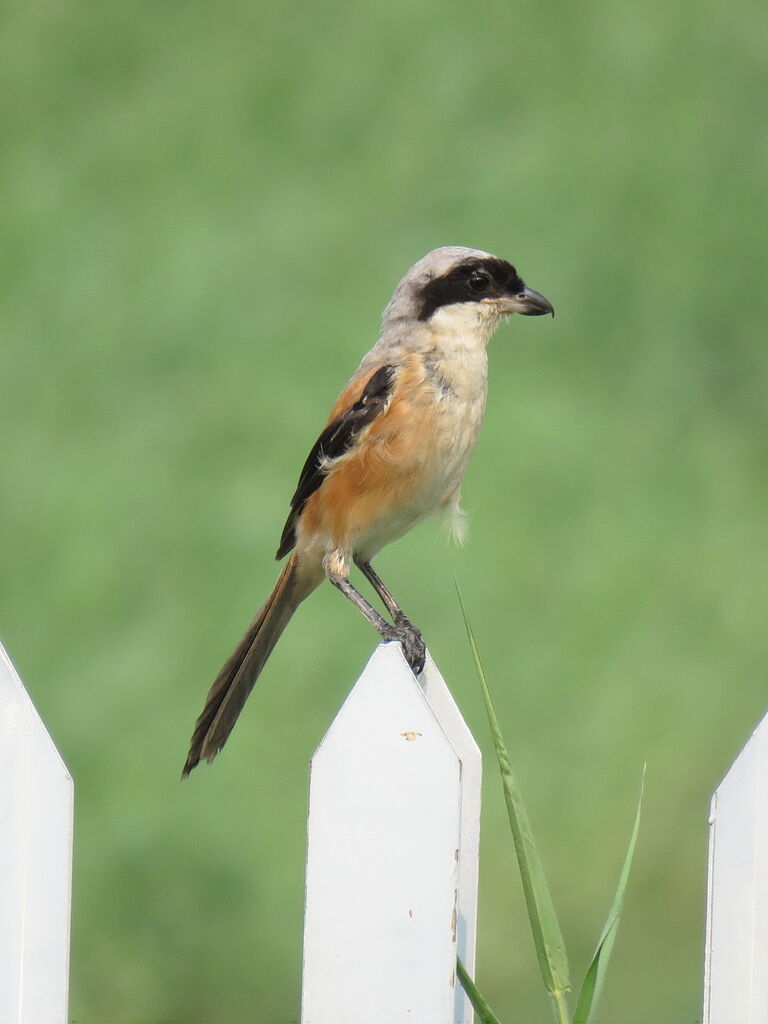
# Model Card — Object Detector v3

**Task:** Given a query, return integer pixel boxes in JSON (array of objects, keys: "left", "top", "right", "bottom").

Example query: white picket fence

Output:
[
  {"left": 1, "top": 635, "right": 767, "bottom": 1022},
  {"left": 0, "top": 642, "right": 73, "bottom": 1024}
]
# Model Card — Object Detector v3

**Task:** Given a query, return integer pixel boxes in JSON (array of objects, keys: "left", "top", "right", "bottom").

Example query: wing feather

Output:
[{"left": 275, "top": 364, "right": 395, "bottom": 558}]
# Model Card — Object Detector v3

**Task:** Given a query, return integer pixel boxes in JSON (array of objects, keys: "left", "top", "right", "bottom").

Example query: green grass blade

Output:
[
  {"left": 455, "top": 579, "right": 571, "bottom": 1007},
  {"left": 572, "top": 768, "right": 645, "bottom": 1023},
  {"left": 457, "top": 958, "right": 505, "bottom": 1024}
]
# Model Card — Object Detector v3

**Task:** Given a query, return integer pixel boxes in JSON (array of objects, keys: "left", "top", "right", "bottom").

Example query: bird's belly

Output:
[
  {"left": 352, "top": 390, "right": 485, "bottom": 558},
  {"left": 424, "top": 397, "right": 484, "bottom": 500}
]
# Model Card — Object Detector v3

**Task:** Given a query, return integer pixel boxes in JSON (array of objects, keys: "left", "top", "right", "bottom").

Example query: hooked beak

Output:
[{"left": 490, "top": 287, "right": 555, "bottom": 318}]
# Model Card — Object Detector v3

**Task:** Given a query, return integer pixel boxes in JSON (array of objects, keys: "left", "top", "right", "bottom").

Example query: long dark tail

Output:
[{"left": 183, "top": 554, "right": 307, "bottom": 777}]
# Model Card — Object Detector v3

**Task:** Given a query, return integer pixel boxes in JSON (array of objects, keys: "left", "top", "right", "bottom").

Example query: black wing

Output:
[{"left": 275, "top": 365, "right": 395, "bottom": 559}]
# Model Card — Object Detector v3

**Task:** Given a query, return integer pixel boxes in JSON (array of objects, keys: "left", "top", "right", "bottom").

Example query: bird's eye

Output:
[{"left": 467, "top": 273, "right": 491, "bottom": 294}]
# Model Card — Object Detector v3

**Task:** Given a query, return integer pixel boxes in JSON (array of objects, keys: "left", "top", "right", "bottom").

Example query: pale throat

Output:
[
  {"left": 425, "top": 304, "right": 496, "bottom": 403},
  {"left": 429, "top": 300, "right": 503, "bottom": 343}
]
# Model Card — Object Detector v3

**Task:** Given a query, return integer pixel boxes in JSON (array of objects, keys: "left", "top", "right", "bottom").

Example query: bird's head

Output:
[{"left": 382, "top": 246, "right": 554, "bottom": 342}]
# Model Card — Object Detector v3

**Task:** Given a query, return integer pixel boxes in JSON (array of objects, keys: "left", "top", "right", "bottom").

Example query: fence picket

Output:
[
  {"left": 0, "top": 641, "right": 73, "bottom": 1024},
  {"left": 703, "top": 712, "right": 768, "bottom": 1023},
  {"left": 300, "top": 643, "right": 481, "bottom": 1024}
]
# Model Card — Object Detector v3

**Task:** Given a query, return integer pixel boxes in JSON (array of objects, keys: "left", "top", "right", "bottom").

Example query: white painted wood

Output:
[
  {"left": 301, "top": 643, "right": 481, "bottom": 1024},
  {"left": 703, "top": 711, "right": 768, "bottom": 1024},
  {"left": 421, "top": 651, "right": 482, "bottom": 1024},
  {"left": 0, "top": 640, "right": 73, "bottom": 1024}
]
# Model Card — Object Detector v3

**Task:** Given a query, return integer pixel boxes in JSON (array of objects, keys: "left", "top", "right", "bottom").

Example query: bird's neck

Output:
[{"left": 421, "top": 328, "right": 489, "bottom": 406}]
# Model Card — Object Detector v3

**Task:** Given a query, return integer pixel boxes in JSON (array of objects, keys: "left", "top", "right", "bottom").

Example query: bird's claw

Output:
[
  {"left": 382, "top": 621, "right": 425, "bottom": 675},
  {"left": 401, "top": 626, "right": 426, "bottom": 675}
]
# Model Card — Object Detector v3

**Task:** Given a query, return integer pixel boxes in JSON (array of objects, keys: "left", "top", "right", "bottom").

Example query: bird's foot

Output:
[
  {"left": 382, "top": 619, "right": 425, "bottom": 675},
  {"left": 400, "top": 625, "right": 426, "bottom": 675}
]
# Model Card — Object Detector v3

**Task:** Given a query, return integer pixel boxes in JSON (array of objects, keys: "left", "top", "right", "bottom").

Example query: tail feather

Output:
[{"left": 183, "top": 554, "right": 305, "bottom": 777}]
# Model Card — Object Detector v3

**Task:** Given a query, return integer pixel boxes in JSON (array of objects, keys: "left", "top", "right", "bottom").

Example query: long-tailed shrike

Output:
[{"left": 183, "top": 246, "right": 553, "bottom": 776}]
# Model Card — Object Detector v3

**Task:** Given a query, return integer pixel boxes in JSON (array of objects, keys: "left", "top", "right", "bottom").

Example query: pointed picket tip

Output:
[
  {"left": 310, "top": 641, "right": 459, "bottom": 768},
  {"left": 711, "top": 711, "right": 768, "bottom": 800}
]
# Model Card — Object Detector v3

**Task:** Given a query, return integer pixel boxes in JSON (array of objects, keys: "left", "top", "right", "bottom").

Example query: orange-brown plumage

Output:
[{"left": 300, "top": 355, "right": 444, "bottom": 556}]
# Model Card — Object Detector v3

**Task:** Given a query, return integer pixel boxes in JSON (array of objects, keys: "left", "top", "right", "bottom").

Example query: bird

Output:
[{"left": 182, "top": 246, "right": 553, "bottom": 776}]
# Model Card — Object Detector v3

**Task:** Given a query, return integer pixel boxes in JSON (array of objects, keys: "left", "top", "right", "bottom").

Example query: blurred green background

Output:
[{"left": 1, "top": 0, "right": 766, "bottom": 1021}]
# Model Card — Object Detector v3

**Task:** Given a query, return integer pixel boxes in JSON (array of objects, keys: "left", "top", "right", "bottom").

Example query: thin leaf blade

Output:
[
  {"left": 457, "top": 958, "right": 505, "bottom": 1024},
  {"left": 455, "top": 579, "right": 571, "bottom": 1004},
  {"left": 572, "top": 769, "right": 645, "bottom": 1023}
]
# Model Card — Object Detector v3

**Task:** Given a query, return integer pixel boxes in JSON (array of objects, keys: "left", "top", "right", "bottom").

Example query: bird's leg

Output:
[
  {"left": 325, "top": 551, "right": 425, "bottom": 675},
  {"left": 354, "top": 558, "right": 425, "bottom": 674},
  {"left": 355, "top": 558, "right": 409, "bottom": 625}
]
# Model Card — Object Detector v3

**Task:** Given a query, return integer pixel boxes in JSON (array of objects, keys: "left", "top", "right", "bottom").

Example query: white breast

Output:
[{"left": 422, "top": 336, "right": 488, "bottom": 503}]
